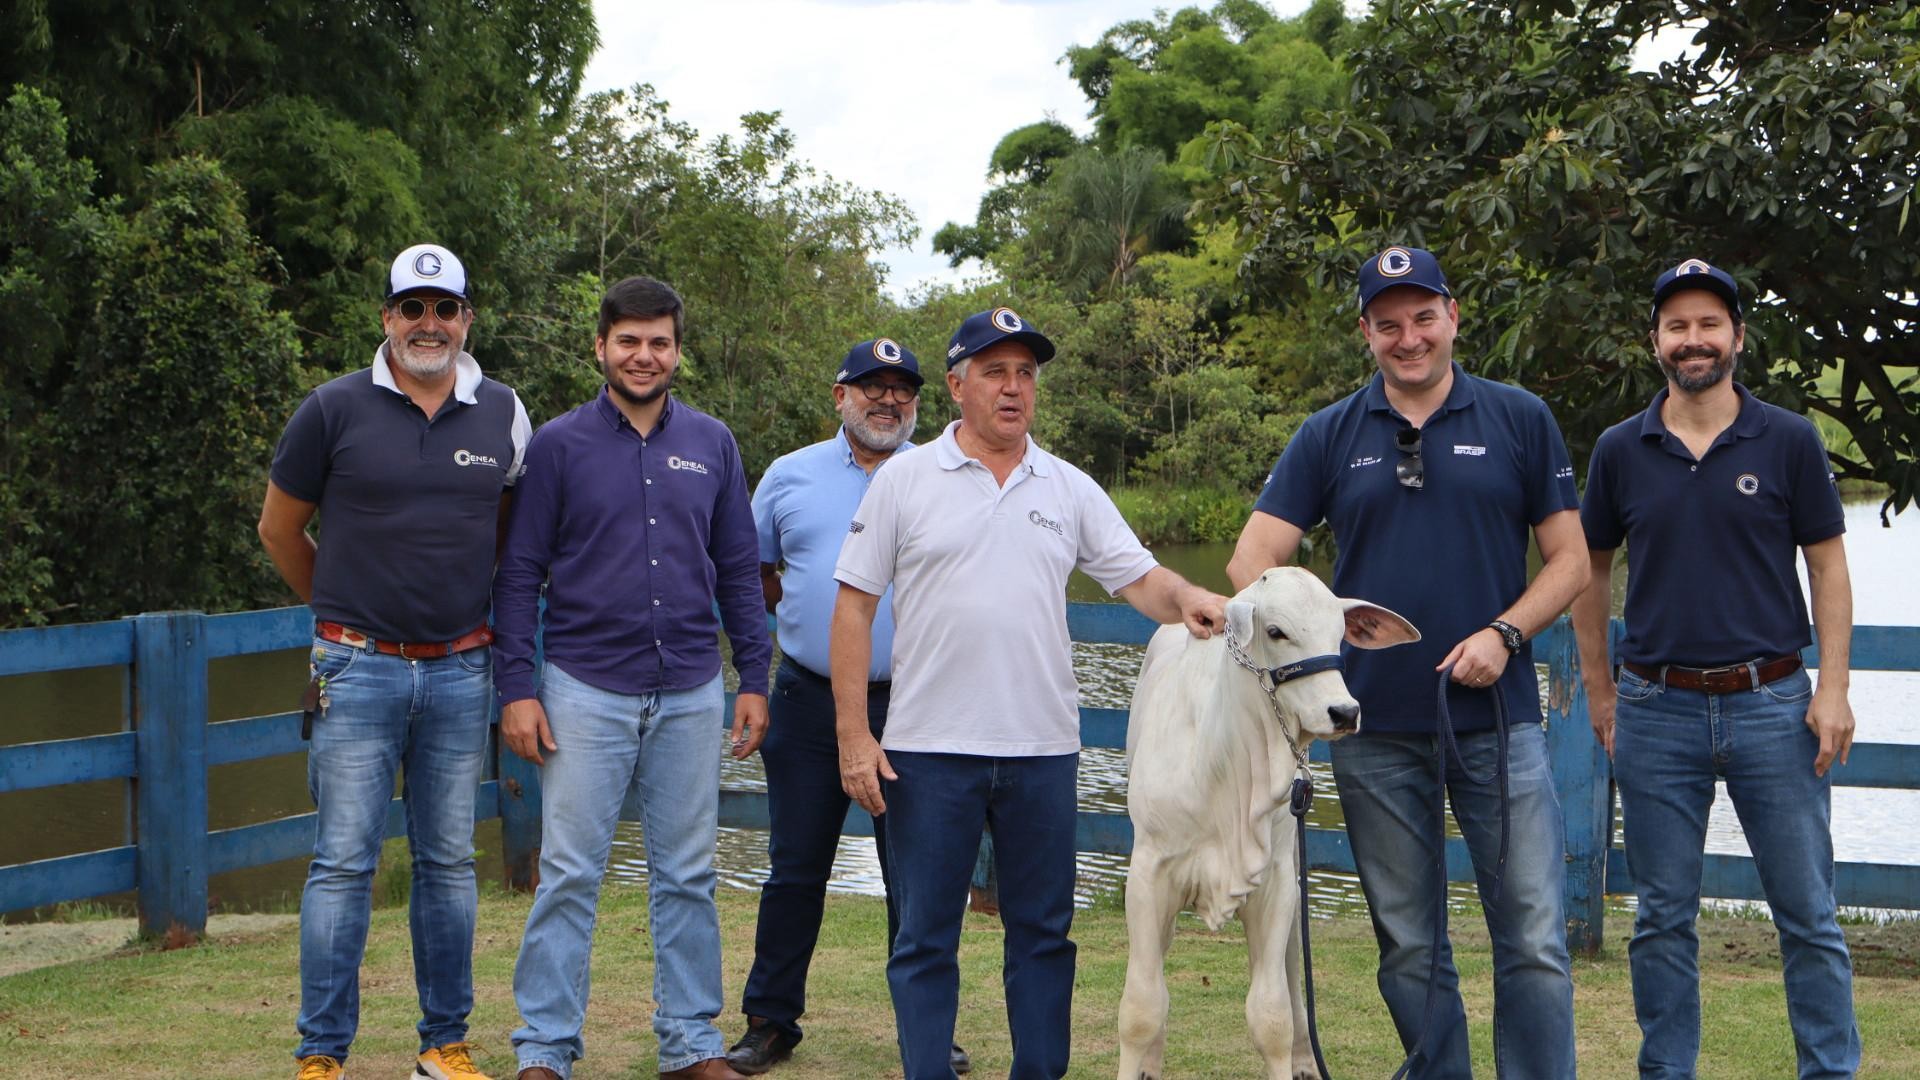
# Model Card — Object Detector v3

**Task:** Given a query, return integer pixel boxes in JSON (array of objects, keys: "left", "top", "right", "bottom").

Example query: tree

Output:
[{"left": 1204, "top": 0, "right": 1920, "bottom": 518}]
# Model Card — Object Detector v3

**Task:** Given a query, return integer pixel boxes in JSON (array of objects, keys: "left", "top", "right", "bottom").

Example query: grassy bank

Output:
[{"left": 2, "top": 885, "right": 1918, "bottom": 1078}]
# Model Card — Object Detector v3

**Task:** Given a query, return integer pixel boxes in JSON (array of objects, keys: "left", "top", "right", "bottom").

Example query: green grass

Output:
[
  {"left": 1109, "top": 484, "right": 1253, "bottom": 544},
  {"left": 1, "top": 886, "right": 1917, "bottom": 1078}
]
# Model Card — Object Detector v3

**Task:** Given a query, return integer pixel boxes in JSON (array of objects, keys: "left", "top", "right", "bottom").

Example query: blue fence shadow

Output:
[{"left": 2, "top": 605, "right": 1915, "bottom": 953}]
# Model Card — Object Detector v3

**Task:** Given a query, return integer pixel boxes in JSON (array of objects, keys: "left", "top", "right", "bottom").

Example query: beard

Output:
[
  {"left": 1659, "top": 344, "right": 1734, "bottom": 392},
  {"left": 604, "top": 356, "right": 675, "bottom": 406},
  {"left": 843, "top": 403, "right": 916, "bottom": 453},
  {"left": 389, "top": 330, "right": 458, "bottom": 379}
]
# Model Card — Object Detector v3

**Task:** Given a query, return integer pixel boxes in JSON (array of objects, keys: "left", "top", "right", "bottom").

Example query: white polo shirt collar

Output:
[
  {"left": 931, "top": 420, "right": 1053, "bottom": 477},
  {"left": 372, "top": 342, "right": 483, "bottom": 405}
]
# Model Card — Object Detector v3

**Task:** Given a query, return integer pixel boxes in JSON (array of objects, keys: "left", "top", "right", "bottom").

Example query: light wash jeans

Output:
[
  {"left": 512, "top": 662, "right": 728, "bottom": 1078},
  {"left": 296, "top": 637, "right": 492, "bottom": 1062},
  {"left": 1613, "top": 666, "right": 1859, "bottom": 1079},
  {"left": 1330, "top": 722, "right": 1577, "bottom": 1079}
]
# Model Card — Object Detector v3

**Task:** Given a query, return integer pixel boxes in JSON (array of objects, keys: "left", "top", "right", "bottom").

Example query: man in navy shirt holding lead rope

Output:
[
  {"left": 1573, "top": 260, "right": 1859, "bottom": 1079},
  {"left": 1228, "top": 247, "right": 1587, "bottom": 1078},
  {"left": 494, "top": 276, "right": 769, "bottom": 1080}
]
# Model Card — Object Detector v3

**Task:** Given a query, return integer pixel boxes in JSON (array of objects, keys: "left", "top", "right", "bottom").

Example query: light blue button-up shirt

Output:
[{"left": 751, "top": 428, "right": 910, "bottom": 680}]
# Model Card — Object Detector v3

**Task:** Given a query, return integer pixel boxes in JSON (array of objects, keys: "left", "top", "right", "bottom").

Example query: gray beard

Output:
[
  {"left": 845, "top": 409, "right": 916, "bottom": 453},
  {"left": 1661, "top": 349, "right": 1733, "bottom": 393}
]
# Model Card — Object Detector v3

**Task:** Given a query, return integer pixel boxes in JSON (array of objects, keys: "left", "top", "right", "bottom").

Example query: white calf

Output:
[{"left": 1117, "top": 567, "right": 1418, "bottom": 1080}]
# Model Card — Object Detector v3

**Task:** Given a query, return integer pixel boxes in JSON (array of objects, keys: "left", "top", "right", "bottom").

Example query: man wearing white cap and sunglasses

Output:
[{"left": 260, "top": 243, "right": 531, "bottom": 1080}]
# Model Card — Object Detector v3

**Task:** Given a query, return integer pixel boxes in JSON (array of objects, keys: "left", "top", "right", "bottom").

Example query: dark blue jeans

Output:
[
  {"left": 883, "top": 751, "right": 1079, "bottom": 1080},
  {"left": 1613, "top": 666, "right": 1859, "bottom": 1079},
  {"left": 740, "top": 660, "right": 896, "bottom": 1041}
]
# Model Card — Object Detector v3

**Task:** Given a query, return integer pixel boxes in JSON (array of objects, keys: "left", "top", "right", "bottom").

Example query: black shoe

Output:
[
  {"left": 950, "top": 1043, "right": 971, "bottom": 1075},
  {"left": 726, "top": 1016, "right": 798, "bottom": 1075}
]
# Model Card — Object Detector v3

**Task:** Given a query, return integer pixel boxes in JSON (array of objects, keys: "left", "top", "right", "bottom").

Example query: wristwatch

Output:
[{"left": 1489, "top": 619, "right": 1525, "bottom": 654}]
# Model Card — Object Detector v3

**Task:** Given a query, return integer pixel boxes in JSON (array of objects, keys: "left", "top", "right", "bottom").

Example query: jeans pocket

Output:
[
  {"left": 1758, "top": 667, "right": 1814, "bottom": 704},
  {"left": 310, "top": 639, "right": 359, "bottom": 681},
  {"left": 1615, "top": 669, "right": 1658, "bottom": 702},
  {"left": 452, "top": 644, "right": 491, "bottom": 675}
]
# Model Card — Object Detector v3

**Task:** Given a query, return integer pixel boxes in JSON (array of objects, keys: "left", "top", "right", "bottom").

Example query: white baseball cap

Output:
[{"left": 387, "top": 243, "right": 469, "bottom": 299}]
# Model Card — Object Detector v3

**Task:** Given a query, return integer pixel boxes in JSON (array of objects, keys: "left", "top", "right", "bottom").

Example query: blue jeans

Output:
[
  {"left": 740, "top": 660, "right": 896, "bottom": 1040},
  {"left": 513, "top": 662, "right": 728, "bottom": 1077},
  {"left": 296, "top": 638, "right": 492, "bottom": 1061},
  {"left": 883, "top": 751, "right": 1078, "bottom": 1080},
  {"left": 1613, "top": 666, "right": 1859, "bottom": 1079},
  {"left": 1330, "top": 722, "right": 1576, "bottom": 1079}
]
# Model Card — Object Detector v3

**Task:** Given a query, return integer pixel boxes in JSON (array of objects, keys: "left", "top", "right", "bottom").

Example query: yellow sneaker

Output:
[
  {"left": 416, "top": 1042, "right": 493, "bottom": 1079},
  {"left": 295, "top": 1056, "right": 344, "bottom": 1080}
]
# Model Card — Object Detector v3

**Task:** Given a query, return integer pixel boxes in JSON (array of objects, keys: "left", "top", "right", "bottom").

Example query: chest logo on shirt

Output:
[
  {"left": 666, "top": 455, "right": 710, "bottom": 475},
  {"left": 1736, "top": 473, "right": 1760, "bottom": 495},
  {"left": 1028, "top": 509, "right": 1065, "bottom": 536},
  {"left": 452, "top": 449, "right": 501, "bottom": 469},
  {"left": 1453, "top": 444, "right": 1486, "bottom": 457},
  {"left": 1349, "top": 455, "right": 1383, "bottom": 469}
]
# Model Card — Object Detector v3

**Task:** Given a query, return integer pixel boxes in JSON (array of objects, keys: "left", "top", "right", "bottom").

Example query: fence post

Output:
[
  {"left": 498, "top": 737, "right": 542, "bottom": 890},
  {"left": 1545, "top": 615, "right": 1614, "bottom": 956},
  {"left": 130, "top": 611, "right": 210, "bottom": 941}
]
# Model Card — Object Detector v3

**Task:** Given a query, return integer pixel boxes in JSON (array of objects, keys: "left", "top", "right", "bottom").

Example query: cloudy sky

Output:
[{"left": 583, "top": 0, "right": 1318, "bottom": 298}]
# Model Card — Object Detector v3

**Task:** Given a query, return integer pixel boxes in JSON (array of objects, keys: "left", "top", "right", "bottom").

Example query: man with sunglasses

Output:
[
  {"left": 1227, "top": 247, "right": 1587, "bottom": 1078},
  {"left": 727, "top": 339, "right": 968, "bottom": 1076},
  {"left": 260, "top": 243, "right": 530, "bottom": 1080},
  {"left": 1573, "top": 261, "right": 1858, "bottom": 1078}
]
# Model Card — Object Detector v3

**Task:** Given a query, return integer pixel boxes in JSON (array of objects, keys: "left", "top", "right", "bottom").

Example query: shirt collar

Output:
[
  {"left": 933, "top": 420, "right": 1051, "bottom": 476},
  {"left": 1638, "top": 381, "right": 1769, "bottom": 441},
  {"left": 593, "top": 386, "right": 677, "bottom": 433},
  {"left": 834, "top": 426, "right": 915, "bottom": 468},
  {"left": 372, "top": 343, "right": 482, "bottom": 404},
  {"left": 1363, "top": 360, "right": 1476, "bottom": 416}
]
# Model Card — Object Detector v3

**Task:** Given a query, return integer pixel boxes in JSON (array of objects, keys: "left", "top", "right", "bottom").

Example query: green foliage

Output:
[
  {"left": 1203, "top": 0, "right": 1920, "bottom": 516},
  {"left": 1108, "top": 485, "right": 1256, "bottom": 544}
]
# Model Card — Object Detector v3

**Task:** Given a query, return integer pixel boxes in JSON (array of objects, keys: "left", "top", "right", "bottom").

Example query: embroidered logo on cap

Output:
[
  {"left": 414, "top": 250, "right": 443, "bottom": 278},
  {"left": 1736, "top": 473, "right": 1759, "bottom": 495},
  {"left": 874, "top": 338, "right": 904, "bottom": 363},
  {"left": 1377, "top": 247, "right": 1415, "bottom": 277},
  {"left": 992, "top": 307, "right": 1024, "bottom": 333},
  {"left": 1676, "top": 258, "right": 1713, "bottom": 276}
]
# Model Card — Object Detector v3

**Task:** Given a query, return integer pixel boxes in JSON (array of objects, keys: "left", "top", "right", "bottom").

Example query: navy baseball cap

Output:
[
  {"left": 836, "top": 338, "right": 924, "bottom": 386},
  {"left": 945, "top": 306, "right": 1056, "bottom": 368},
  {"left": 1651, "top": 258, "right": 1742, "bottom": 323},
  {"left": 1357, "top": 246, "right": 1451, "bottom": 313},
  {"left": 387, "top": 243, "right": 469, "bottom": 300}
]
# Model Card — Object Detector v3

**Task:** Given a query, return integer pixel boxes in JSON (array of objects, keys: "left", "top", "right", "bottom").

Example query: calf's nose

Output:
[{"left": 1328, "top": 703, "right": 1360, "bottom": 732}]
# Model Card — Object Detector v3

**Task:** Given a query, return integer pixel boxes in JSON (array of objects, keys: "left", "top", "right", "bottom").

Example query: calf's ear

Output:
[
  {"left": 1340, "top": 600, "right": 1420, "bottom": 649},
  {"left": 1225, "top": 599, "right": 1256, "bottom": 647}
]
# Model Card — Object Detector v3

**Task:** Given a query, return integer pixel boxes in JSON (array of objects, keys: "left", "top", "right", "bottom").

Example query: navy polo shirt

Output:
[
  {"left": 1581, "top": 383, "right": 1844, "bottom": 667},
  {"left": 269, "top": 349, "right": 529, "bottom": 644},
  {"left": 491, "top": 390, "right": 772, "bottom": 704},
  {"left": 1253, "top": 363, "right": 1579, "bottom": 734}
]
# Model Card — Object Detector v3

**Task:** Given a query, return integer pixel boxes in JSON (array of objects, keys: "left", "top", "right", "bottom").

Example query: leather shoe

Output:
[
  {"left": 725, "top": 1016, "right": 798, "bottom": 1075},
  {"left": 660, "top": 1056, "right": 749, "bottom": 1079},
  {"left": 951, "top": 1043, "right": 972, "bottom": 1075}
]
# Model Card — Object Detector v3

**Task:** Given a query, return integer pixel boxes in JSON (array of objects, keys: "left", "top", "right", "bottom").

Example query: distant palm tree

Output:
[{"left": 1049, "top": 146, "right": 1190, "bottom": 295}]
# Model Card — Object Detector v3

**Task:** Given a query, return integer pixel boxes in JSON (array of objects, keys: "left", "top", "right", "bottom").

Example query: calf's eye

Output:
[{"left": 1265, "top": 625, "right": 1288, "bottom": 641}]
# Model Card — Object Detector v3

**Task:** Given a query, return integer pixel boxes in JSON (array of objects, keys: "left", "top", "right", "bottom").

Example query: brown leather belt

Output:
[
  {"left": 1622, "top": 656, "right": 1802, "bottom": 693},
  {"left": 316, "top": 621, "right": 493, "bottom": 660}
]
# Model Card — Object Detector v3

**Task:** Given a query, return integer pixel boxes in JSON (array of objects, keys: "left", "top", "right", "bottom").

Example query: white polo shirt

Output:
[{"left": 835, "top": 420, "right": 1157, "bottom": 756}]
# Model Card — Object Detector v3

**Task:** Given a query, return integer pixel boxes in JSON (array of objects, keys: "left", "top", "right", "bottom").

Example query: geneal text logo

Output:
[
  {"left": 1028, "top": 509, "right": 1064, "bottom": 536},
  {"left": 667, "top": 455, "right": 710, "bottom": 475},
  {"left": 453, "top": 449, "right": 500, "bottom": 468}
]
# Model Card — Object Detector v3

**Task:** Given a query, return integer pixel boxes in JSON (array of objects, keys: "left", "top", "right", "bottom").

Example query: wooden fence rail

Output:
[{"left": 2, "top": 605, "right": 1915, "bottom": 954}]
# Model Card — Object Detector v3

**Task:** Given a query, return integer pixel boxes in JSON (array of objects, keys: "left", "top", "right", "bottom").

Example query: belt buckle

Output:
[
  {"left": 1696, "top": 663, "right": 1745, "bottom": 687},
  {"left": 397, "top": 641, "right": 420, "bottom": 661}
]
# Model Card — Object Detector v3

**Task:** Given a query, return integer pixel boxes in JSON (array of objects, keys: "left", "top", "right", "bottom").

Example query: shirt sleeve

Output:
[
  {"left": 503, "top": 390, "right": 532, "bottom": 487},
  {"left": 711, "top": 428, "right": 773, "bottom": 695},
  {"left": 491, "top": 424, "right": 563, "bottom": 704},
  {"left": 1786, "top": 414, "right": 1846, "bottom": 545},
  {"left": 269, "top": 392, "right": 329, "bottom": 502},
  {"left": 1075, "top": 478, "right": 1159, "bottom": 595},
  {"left": 750, "top": 460, "right": 784, "bottom": 565},
  {"left": 834, "top": 465, "right": 900, "bottom": 596},
  {"left": 1251, "top": 415, "right": 1327, "bottom": 531},
  {"left": 1580, "top": 429, "right": 1626, "bottom": 551},
  {"left": 1524, "top": 396, "right": 1581, "bottom": 525}
]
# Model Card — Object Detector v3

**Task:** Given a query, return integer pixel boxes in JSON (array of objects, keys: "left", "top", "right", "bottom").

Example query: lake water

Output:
[{"left": 1, "top": 501, "right": 1914, "bottom": 919}]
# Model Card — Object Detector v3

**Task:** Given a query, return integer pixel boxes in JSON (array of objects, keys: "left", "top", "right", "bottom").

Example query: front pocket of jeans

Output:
[
  {"left": 1758, "top": 670, "right": 1814, "bottom": 704},
  {"left": 1615, "top": 671, "right": 1658, "bottom": 702}
]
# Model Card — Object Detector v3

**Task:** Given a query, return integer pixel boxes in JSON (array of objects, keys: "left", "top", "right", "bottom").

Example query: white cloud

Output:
[{"left": 584, "top": 1, "right": 1312, "bottom": 299}]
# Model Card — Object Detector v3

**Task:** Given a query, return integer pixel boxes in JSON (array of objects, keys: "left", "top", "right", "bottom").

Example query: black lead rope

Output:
[
  {"left": 1291, "top": 773, "right": 1334, "bottom": 1080},
  {"left": 1388, "top": 665, "right": 1512, "bottom": 1080}
]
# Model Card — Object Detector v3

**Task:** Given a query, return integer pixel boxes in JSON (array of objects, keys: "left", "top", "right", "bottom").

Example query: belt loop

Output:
[
  {"left": 361, "top": 634, "right": 375, "bottom": 655},
  {"left": 1745, "top": 658, "right": 1760, "bottom": 692},
  {"left": 1657, "top": 663, "right": 1669, "bottom": 689}
]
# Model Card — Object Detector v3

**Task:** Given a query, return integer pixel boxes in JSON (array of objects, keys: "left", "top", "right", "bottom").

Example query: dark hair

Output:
[{"left": 598, "top": 276, "right": 685, "bottom": 343}]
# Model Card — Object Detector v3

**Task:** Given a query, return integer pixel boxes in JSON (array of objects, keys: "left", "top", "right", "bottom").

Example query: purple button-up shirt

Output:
[{"left": 492, "top": 390, "right": 772, "bottom": 704}]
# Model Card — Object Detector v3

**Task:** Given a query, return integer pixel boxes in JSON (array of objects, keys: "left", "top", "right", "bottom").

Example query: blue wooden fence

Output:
[{"left": 2, "top": 605, "right": 1915, "bottom": 954}]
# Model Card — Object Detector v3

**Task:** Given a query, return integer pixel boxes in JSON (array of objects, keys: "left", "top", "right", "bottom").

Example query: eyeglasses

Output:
[
  {"left": 390, "top": 296, "right": 467, "bottom": 323},
  {"left": 1394, "top": 427, "right": 1424, "bottom": 489},
  {"left": 852, "top": 380, "right": 919, "bottom": 403}
]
